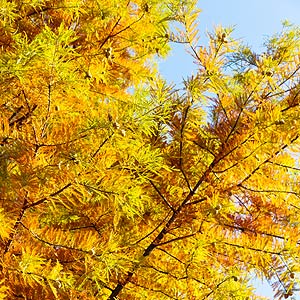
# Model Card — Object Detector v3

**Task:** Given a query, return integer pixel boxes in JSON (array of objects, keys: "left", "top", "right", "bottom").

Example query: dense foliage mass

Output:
[{"left": 1, "top": 0, "right": 300, "bottom": 299}]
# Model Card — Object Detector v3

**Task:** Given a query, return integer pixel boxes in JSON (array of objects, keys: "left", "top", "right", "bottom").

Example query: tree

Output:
[{"left": 1, "top": 0, "right": 300, "bottom": 299}]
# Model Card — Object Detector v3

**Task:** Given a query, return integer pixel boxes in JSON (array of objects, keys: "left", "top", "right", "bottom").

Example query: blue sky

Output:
[
  {"left": 159, "top": 1, "right": 300, "bottom": 299},
  {"left": 160, "top": 0, "right": 300, "bottom": 84}
]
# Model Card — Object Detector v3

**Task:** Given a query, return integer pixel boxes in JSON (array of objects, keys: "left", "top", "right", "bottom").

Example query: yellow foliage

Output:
[{"left": 1, "top": 0, "right": 300, "bottom": 299}]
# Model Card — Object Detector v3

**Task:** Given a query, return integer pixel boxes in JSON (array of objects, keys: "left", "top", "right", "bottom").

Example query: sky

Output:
[
  {"left": 159, "top": 0, "right": 300, "bottom": 85},
  {"left": 159, "top": 1, "right": 300, "bottom": 299}
]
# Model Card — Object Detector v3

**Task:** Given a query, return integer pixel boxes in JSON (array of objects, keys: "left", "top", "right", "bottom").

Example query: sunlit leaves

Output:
[
  {"left": 2, "top": 0, "right": 300, "bottom": 299},
  {"left": 0, "top": 209, "right": 13, "bottom": 241},
  {"left": 0, "top": 0, "right": 17, "bottom": 26}
]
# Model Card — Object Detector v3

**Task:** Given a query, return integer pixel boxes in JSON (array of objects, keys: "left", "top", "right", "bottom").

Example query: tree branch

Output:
[{"left": 149, "top": 180, "right": 175, "bottom": 212}]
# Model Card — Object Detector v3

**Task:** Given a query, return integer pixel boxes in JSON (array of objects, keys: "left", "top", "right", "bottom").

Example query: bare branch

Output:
[
  {"left": 149, "top": 180, "right": 175, "bottom": 212},
  {"left": 24, "top": 183, "right": 72, "bottom": 209}
]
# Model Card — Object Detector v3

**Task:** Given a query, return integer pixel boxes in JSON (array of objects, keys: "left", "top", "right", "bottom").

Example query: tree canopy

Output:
[{"left": 1, "top": 0, "right": 300, "bottom": 299}]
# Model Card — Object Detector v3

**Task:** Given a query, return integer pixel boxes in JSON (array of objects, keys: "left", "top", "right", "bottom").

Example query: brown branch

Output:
[
  {"left": 237, "top": 134, "right": 299, "bottom": 185},
  {"left": 215, "top": 222, "right": 295, "bottom": 244},
  {"left": 192, "top": 140, "right": 216, "bottom": 158},
  {"left": 156, "top": 247, "right": 185, "bottom": 265},
  {"left": 4, "top": 197, "right": 28, "bottom": 254},
  {"left": 222, "top": 241, "right": 282, "bottom": 256},
  {"left": 238, "top": 184, "right": 299, "bottom": 197},
  {"left": 216, "top": 93, "right": 230, "bottom": 122},
  {"left": 78, "top": 182, "right": 119, "bottom": 195},
  {"left": 41, "top": 82, "right": 52, "bottom": 139},
  {"left": 108, "top": 13, "right": 145, "bottom": 40},
  {"left": 8, "top": 106, "right": 24, "bottom": 122},
  {"left": 91, "top": 134, "right": 113, "bottom": 158},
  {"left": 4, "top": 183, "right": 71, "bottom": 253},
  {"left": 268, "top": 161, "right": 300, "bottom": 172},
  {"left": 34, "top": 134, "right": 88, "bottom": 148},
  {"left": 214, "top": 141, "right": 267, "bottom": 174},
  {"left": 107, "top": 157, "right": 217, "bottom": 299},
  {"left": 185, "top": 197, "right": 206, "bottom": 206},
  {"left": 142, "top": 160, "right": 217, "bottom": 258},
  {"left": 132, "top": 212, "right": 171, "bottom": 246},
  {"left": 215, "top": 130, "right": 257, "bottom": 163},
  {"left": 202, "top": 276, "right": 237, "bottom": 300},
  {"left": 224, "top": 78, "right": 263, "bottom": 144},
  {"left": 149, "top": 179, "right": 175, "bottom": 212},
  {"left": 24, "top": 182, "right": 72, "bottom": 209},
  {"left": 272, "top": 64, "right": 300, "bottom": 96},
  {"left": 98, "top": 11, "right": 145, "bottom": 53},
  {"left": 9, "top": 104, "right": 37, "bottom": 128},
  {"left": 179, "top": 105, "right": 192, "bottom": 192},
  {"left": 20, "top": 223, "right": 95, "bottom": 256},
  {"left": 157, "top": 233, "right": 195, "bottom": 247}
]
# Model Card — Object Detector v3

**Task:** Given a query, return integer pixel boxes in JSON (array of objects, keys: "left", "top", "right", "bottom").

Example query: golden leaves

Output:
[
  {"left": 0, "top": 209, "right": 13, "bottom": 241},
  {"left": 2, "top": 0, "right": 300, "bottom": 299},
  {"left": 0, "top": 116, "right": 9, "bottom": 138}
]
